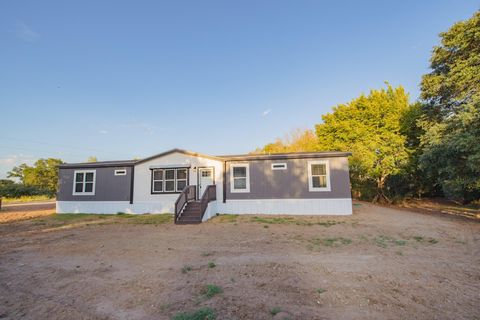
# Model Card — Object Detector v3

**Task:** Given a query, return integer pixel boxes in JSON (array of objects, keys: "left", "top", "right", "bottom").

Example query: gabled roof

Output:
[
  {"left": 219, "top": 151, "right": 352, "bottom": 161},
  {"left": 58, "top": 159, "right": 137, "bottom": 168},
  {"left": 135, "top": 148, "right": 224, "bottom": 164},
  {"left": 59, "top": 149, "right": 351, "bottom": 168}
]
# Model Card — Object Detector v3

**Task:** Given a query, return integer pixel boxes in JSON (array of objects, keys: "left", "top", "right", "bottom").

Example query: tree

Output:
[
  {"left": 7, "top": 158, "right": 64, "bottom": 195},
  {"left": 254, "top": 129, "right": 318, "bottom": 154},
  {"left": 7, "top": 163, "right": 28, "bottom": 183},
  {"left": 315, "top": 85, "right": 410, "bottom": 202},
  {"left": 87, "top": 156, "right": 98, "bottom": 162},
  {"left": 419, "top": 10, "right": 480, "bottom": 203}
]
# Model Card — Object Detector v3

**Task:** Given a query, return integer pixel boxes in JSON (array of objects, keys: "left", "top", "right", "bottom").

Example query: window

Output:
[
  {"left": 73, "top": 170, "right": 96, "bottom": 195},
  {"left": 307, "top": 160, "right": 331, "bottom": 192},
  {"left": 176, "top": 169, "right": 187, "bottom": 192},
  {"left": 230, "top": 163, "right": 250, "bottom": 193},
  {"left": 271, "top": 163, "right": 287, "bottom": 170},
  {"left": 151, "top": 168, "right": 189, "bottom": 193},
  {"left": 114, "top": 169, "right": 127, "bottom": 176}
]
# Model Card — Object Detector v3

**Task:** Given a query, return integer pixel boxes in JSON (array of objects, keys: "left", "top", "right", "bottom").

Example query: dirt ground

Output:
[{"left": 0, "top": 202, "right": 479, "bottom": 320}]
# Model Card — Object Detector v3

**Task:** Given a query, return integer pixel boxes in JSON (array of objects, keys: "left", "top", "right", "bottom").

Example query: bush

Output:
[{"left": 0, "top": 183, "right": 52, "bottom": 198}]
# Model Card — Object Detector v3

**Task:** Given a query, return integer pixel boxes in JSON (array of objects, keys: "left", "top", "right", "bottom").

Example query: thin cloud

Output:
[
  {"left": 15, "top": 22, "right": 40, "bottom": 42},
  {"left": 262, "top": 109, "right": 272, "bottom": 117},
  {"left": 99, "top": 129, "right": 108, "bottom": 134}
]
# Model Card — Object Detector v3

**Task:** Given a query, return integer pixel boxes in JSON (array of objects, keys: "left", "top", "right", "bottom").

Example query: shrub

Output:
[{"left": 172, "top": 307, "right": 216, "bottom": 320}]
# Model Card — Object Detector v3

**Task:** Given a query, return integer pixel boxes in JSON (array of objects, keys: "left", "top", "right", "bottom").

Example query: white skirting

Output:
[
  {"left": 218, "top": 198, "right": 352, "bottom": 215},
  {"left": 57, "top": 198, "right": 352, "bottom": 216}
]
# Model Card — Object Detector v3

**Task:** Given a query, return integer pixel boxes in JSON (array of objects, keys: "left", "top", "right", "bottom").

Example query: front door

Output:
[{"left": 198, "top": 167, "right": 214, "bottom": 198}]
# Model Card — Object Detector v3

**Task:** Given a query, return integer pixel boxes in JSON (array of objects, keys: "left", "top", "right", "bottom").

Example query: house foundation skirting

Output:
[{"left": 57, "top": 198, "right": 352, "bottom": 216}]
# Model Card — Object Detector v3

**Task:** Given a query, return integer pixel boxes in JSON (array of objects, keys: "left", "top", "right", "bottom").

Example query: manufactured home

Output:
[{"left": 57, "top": 149, "right": 352, "bottom": 223}]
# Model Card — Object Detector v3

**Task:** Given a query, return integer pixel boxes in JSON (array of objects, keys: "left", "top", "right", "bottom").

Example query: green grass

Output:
[
  {"left": 374, "top": 235, "right": 409, "bottom": 248},
  {"left": 216, "top": 214, "right": 239, "bottom": 223},
  {"left": 250, "top": 216, "right": 344, "bottom": 227},
  {"left": 181, "top": 265, "right": 192, "bottom": 274},
  {"left": 316, "top": 288, "right": 326, "bottom": 294},
  {"left": 270, "top": 307, "right": 281, "bottom": 315},
  {"left": 32, "top": 213, "right": 173, "bottom": 228},
  {"left": 208, "top": 261, "right": 216, "bottom": 268},
  {"left": 413, "top": 235, "right": 438, "bottom": 244},
  {"left": 171, "top": 307, "right": 216, "bottom": 320},
  {"left": 1, "top": 195, "right": 54, "bottom": 204},
  {"left": 201, "top": 284, "right": 223, "bottom": 299},
  {"left": 308, "top": 237, "right": 352, "bottom": 250}
]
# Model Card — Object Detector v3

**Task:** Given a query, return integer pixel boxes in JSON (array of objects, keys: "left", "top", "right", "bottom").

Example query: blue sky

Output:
[{"left": 0, "top": 1, "right": 478, "bottom": 178}]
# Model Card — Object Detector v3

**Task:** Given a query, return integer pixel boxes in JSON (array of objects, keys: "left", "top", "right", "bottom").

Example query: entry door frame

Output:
[{"left": 197, "top": 166, "right": 215, "bottom": 199}]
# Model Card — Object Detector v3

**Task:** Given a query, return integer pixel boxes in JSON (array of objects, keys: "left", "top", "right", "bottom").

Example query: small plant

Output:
[
  {"left": 394, "top": 240, "right": 407, "bottom": 246},
  {"left": 172, "top": 307, "right": 216, "bottom": 320},
  {"left": 428, "top": 238, "right": 438, "bottom": 244},
  {"left": 181, "top": 265, "right": 192, "bottom": 274},
  {"left": 316, "top": 288, "right": 326, "bottom": 294},
  {"left": 270, "top": 307, "right": 281, "bottom": 315},
  {"left": 208, "top": 261, "right": 216, "bottom": 268},
  {"left": 413, "top": 236, "right": 424, "bottom": 242},
  {"left": 201, "top": 284, "right": 223, "bottom": 299},
  {"left": 263, "top": 225, "right": 269, "bottom": 228}
]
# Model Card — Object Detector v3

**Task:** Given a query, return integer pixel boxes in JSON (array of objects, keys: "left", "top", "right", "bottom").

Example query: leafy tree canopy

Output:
[
  {"left": 419, "top": 10, "right": 480, "bottom": 203},
  {"left": 7, "top": 158, "right": 64, "bottom": 195},
  {"left": 315, "top": 85, "right": 410, "bottom": 202}
]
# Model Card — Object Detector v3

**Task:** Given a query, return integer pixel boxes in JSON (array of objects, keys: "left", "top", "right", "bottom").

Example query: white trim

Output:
[
  {"left": 56, "top": 198, "right": 352, "bottom": 216},
  {"left": 230, "top": 163, "right": 250, "bottom": 193},
  {"left": 218, "top": 198, "right": 352, "bottom": 215},
  {"left": 271, "top": 162, "right": 287, "bottom": 170},
  {"left": 307, "top": 160, "right": 331, "bottom": 192},
  {"left": 72, "top": 170, "right": 96, "bottom": 196},
  {"left": 114, "top": 169, "right": 127, "bottom": 176}
]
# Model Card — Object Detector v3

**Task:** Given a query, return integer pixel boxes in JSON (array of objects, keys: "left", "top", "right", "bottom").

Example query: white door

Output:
[{"left": 198, "top": 168, "right": 214, "bottom": 198}]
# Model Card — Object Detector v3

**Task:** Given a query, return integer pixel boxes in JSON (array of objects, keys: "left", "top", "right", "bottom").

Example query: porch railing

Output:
[
  {"left": 174, "top": 185, "right": 196, "bottom": 223},
  {"left": 199, "top": 185, "right": 217, "bottom": 221}
]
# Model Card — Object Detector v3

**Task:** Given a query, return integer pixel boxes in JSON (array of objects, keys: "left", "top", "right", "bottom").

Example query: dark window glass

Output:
[
  {"left": 153, "top": 181, "right": 163, "bottom": 192},
  {"left": 177, "top": 180, "right": 187, "bottom": 192},
  {"left": 202, "top": 170, "right": 211, "bottom": 177},
  {"left": 234, "top": 178, "right": 247, "bottom": 189},
  {"left": 75, "top": 183, "right": 83, "bottom": 192},
  {"left": 177, "top": 169, "right": 187, "bottom": 180},
  {"left": 165, "top": 170, "right": 175, "bottom": 180},
  {"left": 85, "top": 172, "right": 94, "bottom": 182},
  {"left": 165, "top": 180, "right": 175, "bottom": 191},
  {"left": 153, "top": 170, "right": 163, "bottom": 180},
  {"left": 311, "top": 164, "right": 326, "bottom": 176},
  {"left": 84, "top": 182, "right": 93, "bottom": 192},
  {"left": 75, "top": 172, "right": 84, "bottom": 182},
  {"left": 233, "top": 166, "right": 246, "bottom": 177}
]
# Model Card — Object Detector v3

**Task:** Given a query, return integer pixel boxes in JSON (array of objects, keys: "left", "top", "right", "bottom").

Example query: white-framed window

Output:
[
  {"left": 176, "top": 168, "right": 188, "bottom": 192},
  {"left": 151, "top": 168, "right": 189, "bottom": 194},
  {"left": 307, "top": 160, "right": 331, "bottom": 192},
  {"left": 152, "top": 169, "right": 164, "bottom": 193},
  {"left": 230, "top": 163, "right": 250, "bottom": 193},
  {"left": 114, "top": 169, "right": 127, "bottom": 176},
  {"left": 271, "top": 163, "right": 287, "bottom": 170},
  {"left": 73, "top": 170, "right": 96, "bottom": 195}
]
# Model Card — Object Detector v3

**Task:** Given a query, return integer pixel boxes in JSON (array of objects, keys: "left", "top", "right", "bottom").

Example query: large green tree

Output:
[
  {"left": 7, "top": 158, "right": 64, "bottom": 195},
  {"left": 315, "top": 85, "right": 410, "bottom": 202},
  {"left": 419, "top": 10, "right": 480, "bottom": 203}
]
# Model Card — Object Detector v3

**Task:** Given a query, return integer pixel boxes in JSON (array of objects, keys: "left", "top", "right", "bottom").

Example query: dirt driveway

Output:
[{"left": 0, "top": 203, "right": 479, "bottom": 320}]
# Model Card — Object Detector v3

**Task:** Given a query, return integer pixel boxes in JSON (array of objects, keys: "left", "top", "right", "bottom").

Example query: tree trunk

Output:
[{"left": 372, "top": 176, "right": 391, "bottom": 204}]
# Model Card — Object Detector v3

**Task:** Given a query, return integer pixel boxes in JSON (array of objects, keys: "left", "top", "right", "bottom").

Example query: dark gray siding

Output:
[
  {"left": 57, "top": 167, "right": 133, "bottom": 201},
  {"left": 226, "top": 157, "right": 351, "bottom": 199}
]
